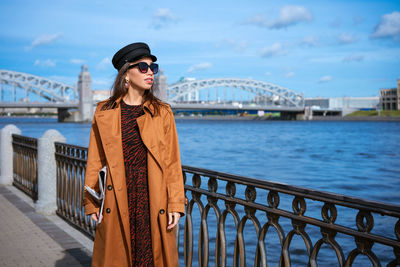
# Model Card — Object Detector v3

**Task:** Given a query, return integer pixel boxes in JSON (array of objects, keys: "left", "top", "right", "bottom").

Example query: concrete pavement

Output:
[{"left": 0, "top": 185, "right": 93, "bottom": 267}]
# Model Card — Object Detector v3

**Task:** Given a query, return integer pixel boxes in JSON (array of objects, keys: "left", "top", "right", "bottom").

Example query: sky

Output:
[{"left": 0, "top": 0, "right": 399, "bottom": 98}]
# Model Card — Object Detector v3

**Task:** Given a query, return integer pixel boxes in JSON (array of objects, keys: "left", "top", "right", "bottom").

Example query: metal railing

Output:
[
  {"left": 54, "top": 142, "right": 95, "bottom": 238},
  {"left": 12, "top": 134, "right": 38, "bottom": 200},
  {"left": 181, "top": 166, "right": 400, "bottom": 267},
  {"left": 11, "top": 138, "right": 400, "bottom": 266}
]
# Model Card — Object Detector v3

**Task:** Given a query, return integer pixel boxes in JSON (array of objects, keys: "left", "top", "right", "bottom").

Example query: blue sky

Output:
[{"left": 0, "top": 0, "right": 399, "bottom": 98}]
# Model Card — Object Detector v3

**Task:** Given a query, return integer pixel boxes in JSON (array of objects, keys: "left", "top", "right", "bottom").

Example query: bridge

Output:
[{"left": 0, "top": 68, "right": 306, "bottom": 121}]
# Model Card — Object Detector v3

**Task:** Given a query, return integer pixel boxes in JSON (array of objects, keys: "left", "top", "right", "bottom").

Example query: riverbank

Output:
[
  {"left": 175, "top": 115, "right": 400, "bottom": 121},
  {"left": 311, "top": 115, "right": 400, "bottom": 121},
  {"left": 175, "top": 115, "right": 282, "bottom": 121}
]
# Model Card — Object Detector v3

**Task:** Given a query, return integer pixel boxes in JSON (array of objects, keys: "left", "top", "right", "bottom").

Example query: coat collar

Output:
[
  {"left": 95, "top": 95, "right": 163, "bottom": 173},
  {"left": 110, "top": 96, "right": 154, "bottom": 116}
]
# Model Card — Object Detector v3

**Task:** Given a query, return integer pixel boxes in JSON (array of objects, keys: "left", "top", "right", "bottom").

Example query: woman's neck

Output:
[{"left": 123, "top": 87, "right": 145, "bottom": 105}]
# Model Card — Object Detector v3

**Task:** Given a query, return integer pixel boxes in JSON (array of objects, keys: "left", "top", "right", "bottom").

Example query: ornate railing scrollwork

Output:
[
  {"left": 54, "top": 142, "right": 95, "bottom": 238},
  {"left": 12, "top": 134, "right": 38, "bottom": 200},
  {"left": 181, "top": 165, "right": 400, "bottom": 267}
]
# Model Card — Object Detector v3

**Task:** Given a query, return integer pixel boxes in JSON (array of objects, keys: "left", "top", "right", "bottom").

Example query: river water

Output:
[{"left": 1, "top": 117, "right": 399, "bottom": 265}]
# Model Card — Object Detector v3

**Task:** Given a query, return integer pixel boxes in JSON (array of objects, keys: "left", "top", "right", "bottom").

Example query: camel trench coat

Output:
[{"left": 83, "top": 97, "right": 186, "bottom": 267}]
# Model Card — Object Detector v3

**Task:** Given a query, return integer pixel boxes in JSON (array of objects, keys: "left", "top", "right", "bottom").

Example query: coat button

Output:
[
  {"left": 107, "top": 185, "right": 112, "bottom": 190},
  {"left": 159, "top": 209, "right": 165, "bottom": 215},
  {"left": 106, "top": 208, "right": 111, "bottom": 213}
]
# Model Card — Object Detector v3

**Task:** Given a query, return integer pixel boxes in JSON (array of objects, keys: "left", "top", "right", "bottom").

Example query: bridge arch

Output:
[
  {"left": 167, "top": 78, "right": 304, "bottom": 108},
  {"left": 0, "top": 69, "right": 77, "bottom": 102}
]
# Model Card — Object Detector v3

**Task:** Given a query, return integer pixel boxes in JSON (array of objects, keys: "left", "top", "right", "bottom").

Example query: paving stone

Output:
[{"left": 0, "top": 186, "right": 92, "bottom": 267}]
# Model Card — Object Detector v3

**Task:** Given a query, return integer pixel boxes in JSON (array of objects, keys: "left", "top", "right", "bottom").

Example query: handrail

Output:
[
  {"left": 12, "top": 134, "right": 38, "bottom": 200},
  {"left": 182, "top": 165, "right": 400, "bottom": 216}
]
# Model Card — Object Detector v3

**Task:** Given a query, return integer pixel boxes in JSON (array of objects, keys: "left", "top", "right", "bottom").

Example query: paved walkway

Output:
[{"left": 0, "top": 185, "right": 92, "bottom": 267}]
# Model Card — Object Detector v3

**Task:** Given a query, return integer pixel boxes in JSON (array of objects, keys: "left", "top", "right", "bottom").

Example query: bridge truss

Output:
[
  {"left": 167, "top": 78, "right": 304, "bottom": 108},
  {"left": 0, "top": 69, "right": 77, "bottom": 103},
  {"left": 0, "top": 70, "right": 305, "bottom": 110}
]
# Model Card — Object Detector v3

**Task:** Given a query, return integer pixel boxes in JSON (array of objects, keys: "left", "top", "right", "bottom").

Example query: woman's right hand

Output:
[{"left": 90, "top": 211, "right": 100, "bottom": 222}]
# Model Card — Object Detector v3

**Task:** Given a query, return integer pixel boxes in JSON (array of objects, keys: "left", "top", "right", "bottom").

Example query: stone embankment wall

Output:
[{"left": 311, "top": 116, "right": 400, "bottom": 121}]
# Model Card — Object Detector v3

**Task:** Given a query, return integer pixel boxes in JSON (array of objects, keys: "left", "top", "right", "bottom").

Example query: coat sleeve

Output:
[
  {"left": 163, "top": 107, "right": 186, "bottom": 217},
  {"left": 83, "top": 105, "right": 106, "bottom": 215}
]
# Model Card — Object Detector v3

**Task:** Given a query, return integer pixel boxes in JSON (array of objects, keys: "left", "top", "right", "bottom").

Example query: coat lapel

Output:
[{"left": 136, "top": 109, "right": 164, "bottom": 173}]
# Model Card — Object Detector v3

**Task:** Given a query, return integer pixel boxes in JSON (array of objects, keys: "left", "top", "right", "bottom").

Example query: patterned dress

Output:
[{"left": 120, "top": 100, "right": 154, "bottom": 266}]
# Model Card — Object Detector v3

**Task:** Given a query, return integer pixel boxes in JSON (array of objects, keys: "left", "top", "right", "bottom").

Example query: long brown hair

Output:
[{"left": 101, "top": 62, "right": 165, "bottom": 115}]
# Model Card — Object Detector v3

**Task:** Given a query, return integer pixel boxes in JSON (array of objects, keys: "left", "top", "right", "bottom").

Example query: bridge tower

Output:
[
  {"left": 154, "top": 69, "right": 167, "bottom": 101},
  {"left": 78, "top": 65, "right": 93, "bottom": 121}
]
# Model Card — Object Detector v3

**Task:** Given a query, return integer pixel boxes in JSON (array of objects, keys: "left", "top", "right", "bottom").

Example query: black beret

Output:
[{"left": 112, "top": 42, "right": 157, "bottom": 71}]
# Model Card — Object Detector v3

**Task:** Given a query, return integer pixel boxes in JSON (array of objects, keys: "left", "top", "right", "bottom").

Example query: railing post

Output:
[
  {"left": 0, "top": 124, "right": 21, "bottom": 185},
  {"left": 35, "top": 129, "right": 66, "bottom": 215}
]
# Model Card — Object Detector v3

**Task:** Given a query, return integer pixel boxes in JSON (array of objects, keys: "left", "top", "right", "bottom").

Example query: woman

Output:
[{"left": 84, "top": 42, "right": 185, "bottom": 267}]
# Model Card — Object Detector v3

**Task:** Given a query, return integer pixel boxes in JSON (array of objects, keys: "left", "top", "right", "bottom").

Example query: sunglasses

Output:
[{"left": 128, "top": 62, "right": 159, "bottom": 74}]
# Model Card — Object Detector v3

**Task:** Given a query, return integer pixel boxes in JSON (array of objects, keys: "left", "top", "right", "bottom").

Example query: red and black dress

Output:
[{"left": 121, "top": 100, "right": 154, "bottom": 266}]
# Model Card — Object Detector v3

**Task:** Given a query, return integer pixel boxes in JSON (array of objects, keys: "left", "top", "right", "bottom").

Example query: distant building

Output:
[
  {"left": 305, "top": 97, "right": 379, "bottom": 109},
  {"left": 153, "top": 69, "right": 167, "bottom": 101},
  {"left": 380, "top": 79, "right": 400, "bottom": 110},
  {"left": 329, "top": 97, "right": 379, "bottom": 110},
  {"left": 78, "top": 65, "right": 93, "bottom": 121},
  {"left": 304, "top": 98, "right": 329, "bottom": 108}
]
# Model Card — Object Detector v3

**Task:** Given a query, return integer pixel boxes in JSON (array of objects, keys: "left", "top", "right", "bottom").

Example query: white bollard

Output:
[
  {"left": 35, "top": 129, "right": 66, "bottom": 215},
  {"left": 0, "top": 124, "right": 21, "bottom": 185}
]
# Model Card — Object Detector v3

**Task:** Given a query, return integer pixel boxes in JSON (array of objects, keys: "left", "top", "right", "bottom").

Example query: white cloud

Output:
[
  {"left": 343, "top": 54, "right": 364, "bottom": 62},
  {"left": 26, "top": 33, "right": 62, "bottom": 50},
  {"left": 151, "top": 8, "right": 178, "bottom": 29},
  {"left": 34, "top": 59, "right": 56, "bottom": 68},
  {"left": 96, "top": 57, "right": 112, "bottom": 70},
  {"left": 244, "top": 6, "right": 312, "bottom": 29},
  {"left": 337, "top": 33, "right": 357, "bottom": 44},
  {"left": 235, "top": 41, "right": 248, "bottom": 52},
  {"left": 284, "top": 71, "right": 295, "bottom": 78},
  {"left": 187, "top": 62, "right": 212, "bottom": 73},
  {"left": 243, "top": 14, "right": 269, "bottom": 27},
  {"left": 269, "top": 5, "right": 312, "bottom": 29},
  {"left": 154, "top": 8, "right": 176, "bottom": 20},
  {"left": 217, "top": 38, "right": 247, "bottom": 52},
  {"left": 318, "top": 75, "right": 333, "bottom": 83},
  {"left": 282, "top": 67, "right": 294, "bottom": 78},
  {"left": 265, "top": 72, "right": 272, "bottom": 76},
  {"left": 260, "top": 43, "right": 286, "bottom": 57},
  {"left": 70, "top": 59, "right": 85, "bottom": 64},
  {"left": 301, "top": 36, "right": 318, "bottom": 47},
  {"left": 371, "top": 11, "right": 400, "bottom": 40}
]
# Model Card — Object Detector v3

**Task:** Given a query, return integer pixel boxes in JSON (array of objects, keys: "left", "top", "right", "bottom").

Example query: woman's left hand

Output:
[{"left": 167, "top": 212, "right": 181, "bottom": 230}]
